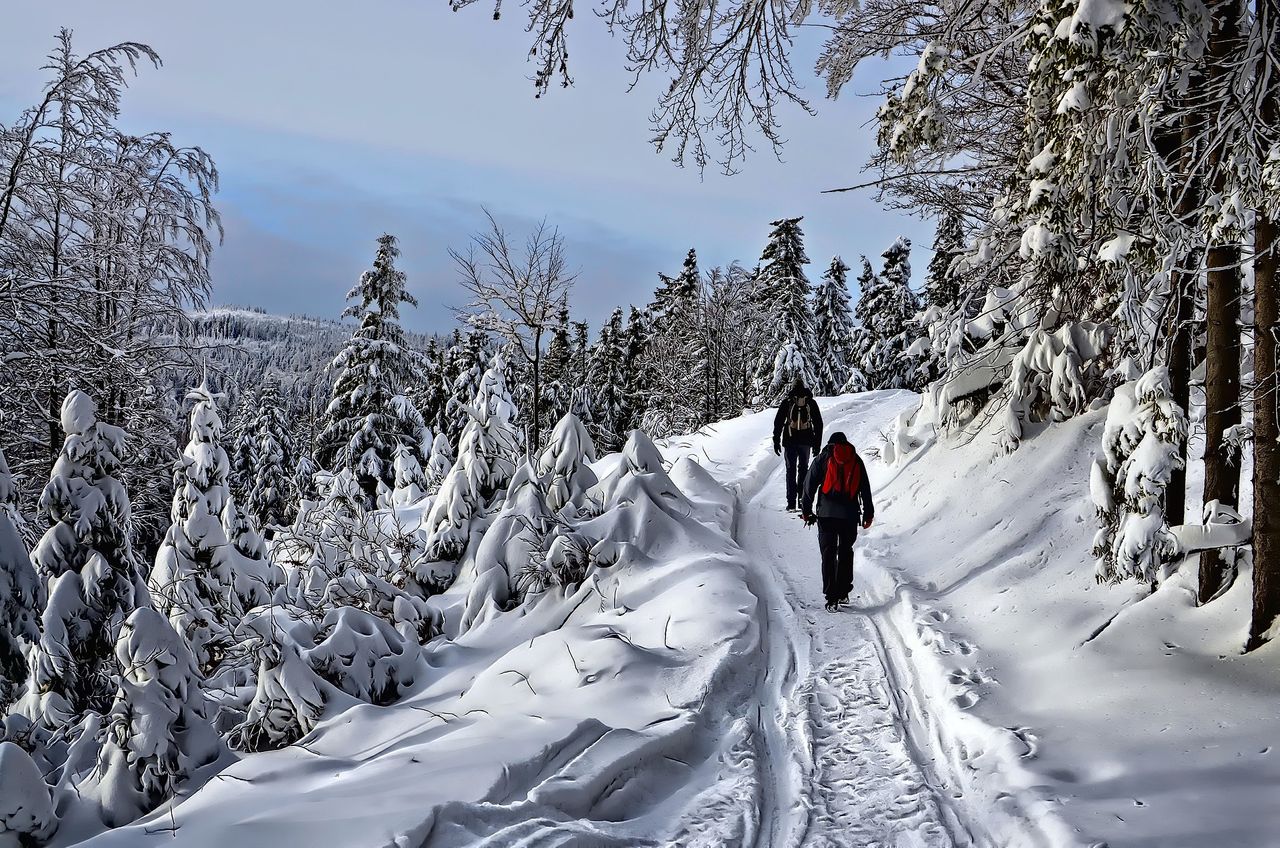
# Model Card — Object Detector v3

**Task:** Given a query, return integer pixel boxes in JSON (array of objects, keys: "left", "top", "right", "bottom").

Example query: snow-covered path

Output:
[{"left": 673, "top": 392, "right": 965, "bottom": 847}]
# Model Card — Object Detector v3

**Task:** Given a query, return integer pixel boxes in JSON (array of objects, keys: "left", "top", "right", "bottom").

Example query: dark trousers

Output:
[
  {"left": 783, "top": 443, "right": 812, "bottom": 508},
  {"left": 817, "top": 517, "right": 858, "bottom": 602}
]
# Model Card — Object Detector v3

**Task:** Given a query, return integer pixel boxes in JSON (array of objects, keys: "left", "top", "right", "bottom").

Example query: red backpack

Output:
[{"left": 821, "top": 444, "right": 861, "bottom": 498}]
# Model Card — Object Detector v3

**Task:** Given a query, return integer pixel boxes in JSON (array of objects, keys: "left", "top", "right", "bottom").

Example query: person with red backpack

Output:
[
  {"left": 800, "top": 431, "right": 875, "bottom": 612},
  {"left": 772, "top": 378, "right": 823, "bottom": 511}
]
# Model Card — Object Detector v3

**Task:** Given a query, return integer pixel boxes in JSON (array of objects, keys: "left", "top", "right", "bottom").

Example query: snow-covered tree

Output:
[
  {"left": 294, "top": 454, "right": 321, "bottom": 505},
  {"left": 0, "top": 741, "right": 57, "bottom": 845},
  {"left": 587, "top": 309, "right": 630, "bottom": 451},
  {"left": 1092, "top": 367, "right": 1189, "bottom": 586},
  {"left": 424, "top": 432, "right": 453, "bottom": 495},
  {"left": 0, "top": 446, "right": 41, "bottom": 713},
  {"left": 389, "top": 444, "right": 429, "bottom": 507},
  {"left": 541, "top": 305, "right": 574, "bottom": 422},
  {"left": 752, "top": 217, "right": 816, "bottom": 404},
  {"left": 83, "top": 607, "right": 221, "bottom": 827},
  {"left": 812, "top": 256, "right": 857, "bottom": 394},
  {"left": 853, "top": 240, "right": 922, "bottom": 390},
  {"left": 246, "top": 380, "right": 297, "bottom": 528},
  {"left": 316, "top": 234, "right": 429, "bottom": 505},
  {"left": 924, "top": 211, "right": 965, "bottom": 309},
  {"left": 148, "top": 385, "right": 243, "bottom": 678},
  {"left": 645, "top": 251, "right": 706, "bottom": 435},
  {"left": 537, "top": 413, "right": 599, "bottom": 514},
  {"left": 443, "top": 331, "right": 489, "bottom": 446},
  {"left": 767, "top": 342, "right": 817, "bottom": 400},
  {"left": 420, "top": 353, "right": 521, "bottom": 566},
  {"left": 22, "top": 391, "right": 144, "bottom": 726}
]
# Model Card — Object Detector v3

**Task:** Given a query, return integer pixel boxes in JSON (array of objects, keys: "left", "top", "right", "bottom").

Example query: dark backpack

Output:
[{"left": 787, "top": 399, "right": 812, "bottom": 437}]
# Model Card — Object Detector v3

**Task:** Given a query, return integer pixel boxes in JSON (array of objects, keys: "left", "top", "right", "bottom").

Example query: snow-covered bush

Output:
[
  {"left": 81, "top": 608, "right": 221, "bottom": 827},
  {"left": 389, "top": 444, "right": 429, "bottom": 507},
  {"left": 22, "top": 391, "right": 145, "bottom": 727},
  {"left": 0, "top": 740, "right": 57, "bottom": 845},
  {"left": 229, "top": 603, "right": 419, "bottom": 752},
  {"left": 536, "top": 413, "right": 598, "bottom": 515},
  {"left": 424, "top": 432, "right": 453, "bottom": 494},
  {"left": 0, "top": 446, "right": 41, "bottom": 713},
  {"left": 1091, "top": 366, "right": 1188, "bottom": 585}
]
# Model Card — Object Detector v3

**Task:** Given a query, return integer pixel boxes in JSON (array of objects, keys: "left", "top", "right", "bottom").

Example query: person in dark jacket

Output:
[
  {"left": 800, "top": 432, "right": 874, "bottom": 612},
  {"left": 772, "top": 379, "right": 823, "bottom": 511}
]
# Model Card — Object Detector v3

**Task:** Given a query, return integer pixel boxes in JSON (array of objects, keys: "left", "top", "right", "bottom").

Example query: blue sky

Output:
[{"left": 1, "top": 1, "right": 931, "bottom": 332}]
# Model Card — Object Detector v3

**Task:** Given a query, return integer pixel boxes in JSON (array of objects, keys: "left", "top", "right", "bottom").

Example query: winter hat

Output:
[
  {"left": 790, "top": 378, "right": 808, "bottom": 396},
  {"left": 827, "top": 431, "right": 849, "bottom": 446}
]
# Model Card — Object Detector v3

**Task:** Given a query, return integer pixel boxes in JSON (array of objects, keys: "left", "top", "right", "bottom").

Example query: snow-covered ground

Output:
[{"left": 74, "top": 391, "right": 1280, "bottom": 847}]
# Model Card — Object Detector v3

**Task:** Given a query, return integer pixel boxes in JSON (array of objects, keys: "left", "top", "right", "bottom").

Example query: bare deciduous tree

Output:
[{"left": 451, "top": 210, "right": 576, "bottom": 449}]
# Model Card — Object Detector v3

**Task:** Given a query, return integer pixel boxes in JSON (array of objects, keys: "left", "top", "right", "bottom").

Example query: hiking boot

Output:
[
  {"left": 824, "top": 601, "right": 839, "bottom": 613},
  {"left": 785, "top": 504, "right": 796, "bottom": 512},
  {"left": 837, "top": 595, "right": 850, "bottom": 606}
]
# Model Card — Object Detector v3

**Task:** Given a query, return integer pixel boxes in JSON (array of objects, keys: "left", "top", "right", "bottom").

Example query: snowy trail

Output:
[{"left": 679, "top": 392, "right": 965, "bottom": 848}]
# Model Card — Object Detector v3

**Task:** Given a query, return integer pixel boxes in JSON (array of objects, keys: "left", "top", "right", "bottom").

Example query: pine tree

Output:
[
  {"left": 425, "top": 432, "right": 453, "bottom": 494},
  {"left": 923, "top": 211, "right": 965, "bottom": 309},
  {"left": 316, "top": 234, "right": 429, "bottom": 506},
  {"left": 0, "top": 446, "right": 41, "bottom": 713},
  {"left": 587, "top": 309, "right": 630, "bottom": 452},
  {"left": 537, "top": 413, "right": 599, "bottom": 514},
  {"left": 812, "top": 257, "right": 857, "bottom": 394},
  {"left": 752, "top": 218, "right": 816, "bottom": 404},
  {"left": 390, "top": 444, "right": 429, "bottom": 507},
  {"left": 22, "top": 391, "right": 144, "bottom": 726},
  {"left": 542, "top": 305, "right": 574, "bottom": 422},
  {"left": 622, "top": 305, "right": 653, "bottom": 433},
  {"left": 246, "top": 379, "right": 296, "bottom": 529},
  {"left": 84, "top": 607, "right": 221, "bottom": 827},
  {"left": 148, "top": 385, "right": 244, "bottom": 678},
  {"left": 645, "top": 250, "right": 705, "bottom": 434},
  {"left": 854, "top": 240, "right": 922, "bottom": 389},
  {"left": 444, "top": 331, "right": 489, "bottom": 446}
]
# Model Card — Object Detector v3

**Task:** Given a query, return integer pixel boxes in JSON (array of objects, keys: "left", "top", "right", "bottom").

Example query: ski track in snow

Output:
[{"left": 719, "top": 394, "right": 961, "bottom": 848}]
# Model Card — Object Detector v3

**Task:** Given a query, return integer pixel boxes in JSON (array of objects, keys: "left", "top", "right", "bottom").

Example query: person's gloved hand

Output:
[
  {"left": 802, "top": 513, "right": 817, "bottom": 527},
  {"left": 773, "top": 442, "right": 781, "bottom": 456},
  {"left": 862, "top": 517, "right": 874, "bottom": 530}
]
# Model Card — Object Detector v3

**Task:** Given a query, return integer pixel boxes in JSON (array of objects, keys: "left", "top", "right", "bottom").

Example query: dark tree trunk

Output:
[
  {"left": 1165, "top": 103, "right": 1202, "bottom": 527},
  {"left": 1198, "top": 0, "right": 1245, "bottom": 605},
  {"left": 1248, "top": 0, "right": 1280, "bottom": 649}
]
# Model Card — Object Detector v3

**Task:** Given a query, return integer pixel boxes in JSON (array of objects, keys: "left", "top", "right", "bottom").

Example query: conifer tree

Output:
[
  {"left": 22, "top": 391, "right": 144, "bottom": 725},
  {"left": 588, "top": 309, "right": 630, "bottom": 452},
  {"left": 924, "top": 211, "right": 965, "bottom": 309},
  {"left": 0, "top": 446, "right": 41, "bottom": 713},
  {"left": 444, "top": 331, "right": 489, "bottom": 446},
  {"left": 246, "top": 379, "right": 296, "bottom": 529},
  {"left": 623, "top": 306, "right": 654, "bottom": 432},
  {"left": 542, "top": 305, "right": 574, "bottom": 422},
  {"left": 148, "top": 385, "right": 243, "bottom": 677},
  {"left": 316, "top": 234, "right": 429, "bottom": 505},
  {"left": 751, "top": 218, "right": 816, "bottom": 404},
  {"left": 812, "top": 257, "right": 857, "bottom": 394},
  {"left": 854, "top": 239, "right": 922, "bottom": 389}
]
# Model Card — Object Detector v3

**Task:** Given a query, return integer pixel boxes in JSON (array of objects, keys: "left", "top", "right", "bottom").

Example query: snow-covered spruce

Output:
[
  {"left": 424, "top": 432, "right": 453, "bottom": 495},
  {"left": 1092, "top": 366, "right": 1188, "bottom": 585},
  {"left": 418, "top": 352, "right": 521, "bottom": 576},
  {"left": 1002, "top": 321, "right": 1113, "bottom": 452},
  {"left": 148, "top": 385, "right": 246, "bottom": 678},
  {"left": 315, "top": 234, "right": 430, "bottom": 505},
  {"left": 21, "top": 391, "right": 145, "bottom": 727},
  {"left": 0, "top": 445, "right": 42, "bottom": 713},
  {"left": 536, "top": 412, "right": 599, "bottom": 515},
  {"left": 752, "top": 217, "right": 817, "bottom": 405},
  {"left": 388, "top": 444, "right": 430, "bottom": 508},
  {"left": 813, "top": 256, "right": 858, "bottom": 395},
  {"left": 853, "top": 239, "right": 923, "bottom": 391},
  {"left": 245, "top": 380, "right": 298, "bottom": 529},
  {"left": 79, "top": 608, "right": 222, "bottom": 827}
]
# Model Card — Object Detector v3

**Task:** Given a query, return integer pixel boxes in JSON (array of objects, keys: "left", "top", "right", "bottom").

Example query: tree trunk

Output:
[
  {"left": 1165, "top": 101, "right": 1203, "bottom": 527},
  {"left": 1248, "top": 0, "right": 1280, "bottom": 649},
  {"left": 1198, "top": 0, "right": 1245, "bottom": 605}
]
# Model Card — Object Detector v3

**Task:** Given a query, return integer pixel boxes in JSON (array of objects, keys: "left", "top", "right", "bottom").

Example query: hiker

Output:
[
  {"left": 800, "top": 432, "right": 874, "bottom": 612},
  {"left": 772, "top": 378, "right": 823, "bottom": 511}
]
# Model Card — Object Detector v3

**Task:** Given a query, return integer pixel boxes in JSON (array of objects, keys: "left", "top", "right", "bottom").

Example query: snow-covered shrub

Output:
[
  {"left": 1091, "top": 366, "right": 1188, "bottom": 585},
  {"left": 0, "top": 446, "right": 41, "bottom": 713},
  {"left": 1001, "top": 321, "right": 1113, "bottom": 452},
  {"left": 0, "top": 740, "right": 57, "bottom": 845},
  {"left": 81, "top": 608, "right": 221, "bottom": 827},
  {"left": 21, "top": 391, "right": 145, "bottom": 726},
  {"left": 536, "top": 413, "right": 598, "bottom": 514},
  {"left": 229, "top": 603, "right": 419, "bottom": 752}
]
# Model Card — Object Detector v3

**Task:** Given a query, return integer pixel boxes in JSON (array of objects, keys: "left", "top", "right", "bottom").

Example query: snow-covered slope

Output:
[{"left": 74, "top": 391, "right": 1280, "bottom": 848}]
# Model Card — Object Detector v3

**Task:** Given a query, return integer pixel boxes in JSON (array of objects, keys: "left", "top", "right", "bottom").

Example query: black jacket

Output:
[
  {"left": 773, "top": 392, "right": 823, "bottom": 449},
  {"left": 801, "top": 446, "right": 874, "bottom": 523}
]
